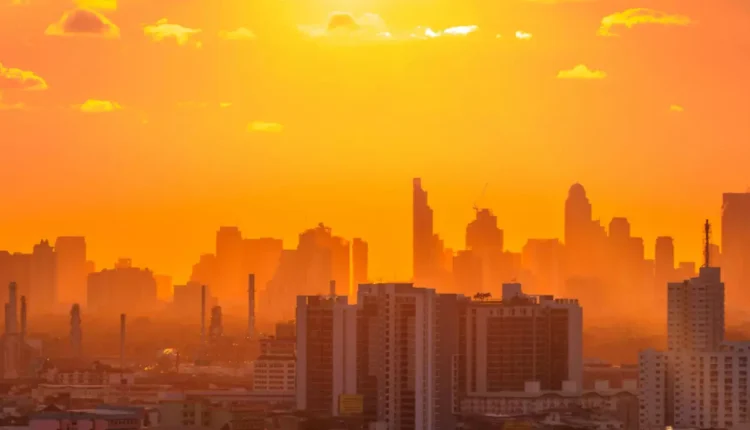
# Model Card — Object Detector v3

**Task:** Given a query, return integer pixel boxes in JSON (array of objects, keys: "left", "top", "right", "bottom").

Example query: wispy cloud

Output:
[
  {"left": 669, "top": 104, "right": 685, "bottom": 113},
  {"left": 0, "top": 92, "right": 27, "bottom": 111},
  {"left": 515, "top": 30, "right": 533, "bottom": 40},
  {"left": 598, "top": 8, "right": 691, "bottom": 37},
  {"left": 219, "top": 27, "right": 256, "bottom": 41},
  {"left": 248, "top": 121, "right": 283, "bottom": 133},
  {"left": 0, "top": 63, "right": 48, "bottom": 91},
  {"left": 557, "top": 64, "right": 607, "bottom": 80},
  {"left": 46, "top": 8, "right": 120, "bottom": 39},
  {"left": 76, "top": 99, "right": 122, "bottom": 113},
  {"left": 144, "top": 19, "right": 201, "bottom": 46}
]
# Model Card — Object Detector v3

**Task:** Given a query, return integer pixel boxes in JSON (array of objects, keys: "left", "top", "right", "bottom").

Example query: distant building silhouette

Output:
[
  {"left": 87, "top": 259, "right": 158, "bottom": 314},
  {"left": 351, "top": 238, "right": 369, "bottom": 296},
  {"left": 31, "top": 240, "right": 56, "bottom": 311},
  {"left": 54, "top": 237, "right": 87, "bottom": 306},
  {"left": 721, "top": 192, "right": 750, "bottom": 307}
]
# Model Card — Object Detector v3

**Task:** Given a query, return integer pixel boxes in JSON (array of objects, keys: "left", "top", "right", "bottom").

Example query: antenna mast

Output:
[{"left": 703, "top": 219, "right": 711, "bottom": 268}]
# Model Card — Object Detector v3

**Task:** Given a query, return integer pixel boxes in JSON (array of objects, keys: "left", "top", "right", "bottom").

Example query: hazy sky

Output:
[{"left": 1, "top": 0, "right": 748, "bottom": 283}]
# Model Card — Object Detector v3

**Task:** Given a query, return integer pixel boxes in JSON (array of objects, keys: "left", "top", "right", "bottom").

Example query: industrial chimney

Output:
[
  {"left": 120, "top": 313, "right": 126, "bottom": 382},
  {"left": 70, "top": 304, "right": 82, "bottom": 358},
  {"left": 200, "top": 285, "right": 206, "bottom": 347},
  {"left": 329, "top": 280, "right": 336, "bottom": 297},
  {"left": 248, "top": 274, "right": 255, "bottom": 340}
]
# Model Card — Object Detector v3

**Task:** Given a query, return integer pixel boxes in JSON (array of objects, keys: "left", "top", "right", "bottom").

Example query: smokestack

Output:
[
  {"left": 120, "top": 313, "right": 126, "bottom": 375},
  {"left": 248, "top": 274, "right": 255, "bottom": 340},
  {"left": 20, "top": 296, "right": 26, "bottom": 340},
  {"left": 200, "top": 285, "right": 206, "bottom": 347},
  {"left": 70, "top": 304, "right": 82, "bottom": 358},
  {"left": 8, "top": 282, "right": 17, "bottom": 334},
  {"left": 329, "top": 280, "right": 336, "bottom": 297}
]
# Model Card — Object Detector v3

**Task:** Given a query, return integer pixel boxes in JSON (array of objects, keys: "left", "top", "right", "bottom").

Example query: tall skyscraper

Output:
[
  {"left": 654, "top": 237, "right": 675, "bottom": 284},
  {"left": 413, "top": 178, "right": 441, "bottom": 288},
  {"left": 216, "top": 226, "right": 244, "bottom": 304},
  {"left": 667, "top": 266, "right": 724, "bottom": 352},
  {"left": 351, "top": 238, "right": 368, "bottom": 297},
  {"left": 30, "top": 240, "right": 56, "bottom": 311},
  {"left": 295, "top": 294, "right": 357, "bottom": 416},
  {"left": 87, "top": 259, "right": 158, "bottom": 314},
  {"left": 466, "top": 209, "right": 503, "bottom": 292},
  {"left": 54, "top": 237, "right": 87, "bottom": 305},
  {"left": 564, "top": 183, "right": 605, "bottom": 279},
  {"left": 721, "top": 193, "right": 750, "bottom": 306}
]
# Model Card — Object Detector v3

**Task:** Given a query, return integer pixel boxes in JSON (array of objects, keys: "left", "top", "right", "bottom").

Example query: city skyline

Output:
[{"left": 1, "top": 0, "right": 748, "bottom": 286}]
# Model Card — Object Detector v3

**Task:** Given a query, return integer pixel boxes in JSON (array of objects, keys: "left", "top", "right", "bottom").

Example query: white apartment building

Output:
[
  {"left": 252, "top": 337, "right": 296, "bottom": 394},
  {"left": 638, "top": 264, "right": 750, "bottom": 430},
  {"left": 357, "top": 283, "right": 438, "bottom": 430}
]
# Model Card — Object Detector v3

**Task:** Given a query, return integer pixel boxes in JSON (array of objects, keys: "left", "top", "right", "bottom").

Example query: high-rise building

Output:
[
  {"left": 87, "top": 259, "right": 158, "bottom": 314},
  {"left": 31, "top": 240, "right": 56, "bottom": 310},
  {"left": 721, "top": 193, "right": 750, "bottom": 306},
  {"left": 356, "top": 283, "right": 440, "bottom": 430},
  {"left": 54, "top": 237, "right": 87, "bottom": 305},
  {"left": 453, "top": 250, "right": 483, "bottom": 296},
  {"left": 667, "top": 266, "right": 725, "bottom": 352},
  {"left": 521, "top": 239, "right": 565, "bottom": 295},
  {"left": 654, "top": 237, "right": 676, "bottom": 289},
  {"left": 463, "top": 283, "right": 583, "bottom": 394},
  {"left": 216, "top": 227, "right": 244, "bottom": 305},
  {"left": 295, "top": 295, "right": 357, "bottom": 416},
  {"left": 466, "top": 209, "right": 503, "bottom": 292},
  {"left": 413, "top": 178, "right": 446, "bottom": 289},
  {"left": 564, "top": 184, "right": 606, "bottom": 279},
  {"left": 351, "top": 238, "right": 368, "bottom": 297}
]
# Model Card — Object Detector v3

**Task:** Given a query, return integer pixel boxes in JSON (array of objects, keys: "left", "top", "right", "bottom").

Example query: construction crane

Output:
[{"left": 473, "top": 183, "right": 489, "bottom": 213}]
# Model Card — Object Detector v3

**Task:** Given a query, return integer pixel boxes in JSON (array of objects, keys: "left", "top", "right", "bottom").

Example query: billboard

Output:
[{"left": 339, "top": 394, "right": 364, "bottom": 415}]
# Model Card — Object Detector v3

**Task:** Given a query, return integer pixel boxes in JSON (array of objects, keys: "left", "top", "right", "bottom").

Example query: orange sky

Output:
[{"left": 0, "top": 0, "right": 748, "bottom": 284}]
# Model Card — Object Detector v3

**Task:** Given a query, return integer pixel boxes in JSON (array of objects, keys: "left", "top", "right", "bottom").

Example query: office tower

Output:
[
  {"left": 564, "top": 183, "right": 606, "bottom": 279},
  {"left": 209, "top": 306, "right": 223, "bottom": 341},
  {"left": 216, "top": 227, "right": 244, "bottom": 304},
  {"left": 357, "top": 283, "right": 439, "bottom": 430},
  {"left": 200, "top": 285, "right": 206, "bottom": 347},
  {"left": 70, "top": 304, "right": 82, "bottom": 358},
  {"left": 667, "top": 269, "right": 724, "bottom": 352},
  {"left": 464, "top": 283, "right": 583, "bottom": 394},
  {"left": 351, "top": 238, "right": 369, "bottom": 296},
  {"left": 173, "top": 282, "right": 217, "bottom": 317},
  {"left": 521, "top": 239, "right": 565, "bottom": 295},
  {"left": 242, "top": 237, "right": 283, "bottom": 312},
  {"left": 466, "top": 209, "right": 503, "bottom": 292},
  {"left": 248, "top": 274, "right": 256, "bottom": 339},
  {"left": 190, "top": 254, "right": 218, "bottom": 290},
  {"left": 86, "top": 259, "right": 158, "bottom": 314},
  {"left": 154, "top": 274, "right": 172, "bottom": 301},
  {"left": 722, "top": 193, "right": 750, "bottom": 304},
  {"left": 295, "top": 294, "right": 357, "bottom": 416},
  {"left": 54, "top": 237, "right": 87, "bottom": 305},
  {"left": 655, "top": 237, "right": 675, "bottom": 284},
  {"left": 413, "top": 178, "right": 445, "bottom": 288},
  {"left": 453, "top": 250, "right": 483, "bottom": 296},
  {"left": 31, "top": 240, "right": 56, "bottom": 310}
]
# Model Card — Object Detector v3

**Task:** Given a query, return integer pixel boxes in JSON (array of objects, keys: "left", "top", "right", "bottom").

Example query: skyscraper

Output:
[
  {"left": 413, "top": 178, "right": 438, "bottom": 287},
  {"left": 466, "top": 209, "right": 503, "bottom": 292},
  {"left": 564, "top": 183, "right": 605, "bottom": 279},
  {"left": 31, "top": 240, "right": 56, "bottom": 311},
  {"left": 295, "top": 295, "right": 357, "bottom": 416},
  {"left": 216, "top": 226, "right": 244, "bottom": 304},
  {"left": 667, "top": 265, "right": 724, "bottom": 352},
  {"left": 721, "top": 193, "right": 750, "bottom": 307},
  {"left": 351, "top": 238, "right": 368, "bottom": 297},
  {"left": 54, "top": 237, "right": 87, "bottom": 305}
]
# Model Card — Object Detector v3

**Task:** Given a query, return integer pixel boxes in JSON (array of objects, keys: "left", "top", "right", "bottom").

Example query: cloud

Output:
[
  {"left": 248, "top": 121, "right": 283, "bottom": 133},
  {"left": 0, "top": 63, "right": 48, "bottom": 91},
  {"left": 557, "top": 64, "right": 607, "bottom": 80},
  {"left": 598, "top": 8, "right": 691, "bottom": 37},
  {"left": 75, "top": 0, "right": 116, "bottom": 10},
  {"left": 0, "top": 92, "right": 27, "bottom": 111},
  {"left": 76, "top": 99, "right": 122, "bottom": 113},
  {"left": 301, "top": 12, "right": 390, "bottom": 40},
  {"left": 412, "top": 25, "right": 479, "bottom": 39},
  {"left": 515, "top": 30, "right": 533, "bottom": 40},
  {"left": 219, "top": 27, "right": 256, "bottom": 41},
  {"left": 144, "top": 19, "right": 201, "bottom": 46},
  {"left": 45, "top": 8, "right": 120, "bottom": 39},
  {"left": 669, "top": 105, "right": 685, "bottom": 113}
]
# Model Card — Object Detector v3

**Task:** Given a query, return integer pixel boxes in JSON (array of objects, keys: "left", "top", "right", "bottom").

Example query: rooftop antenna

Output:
[
  {"left": 703, "top": 219, "right": 711, "bottom": 268},
  {"left": 473, "top": 183, "right": 489, "bottom": 214}
]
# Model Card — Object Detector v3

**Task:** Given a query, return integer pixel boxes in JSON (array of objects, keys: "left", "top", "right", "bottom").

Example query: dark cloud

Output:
[{"left": 45, "top": 8, "right": 120, "bottom": 38}]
